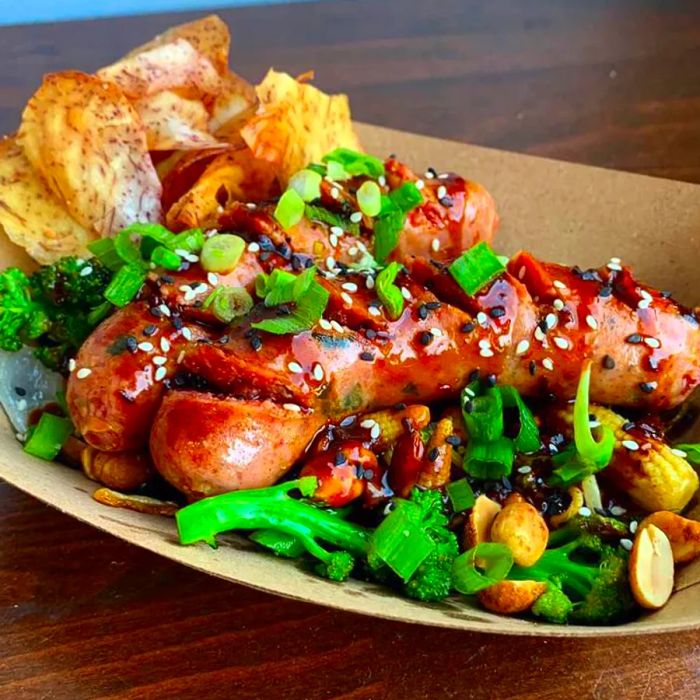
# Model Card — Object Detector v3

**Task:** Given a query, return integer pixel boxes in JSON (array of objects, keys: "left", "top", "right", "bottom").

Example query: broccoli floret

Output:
[
  {"left": 0, "top": 268, "right": 51, "bottom": 351},
  {"left": 316, "top": 551, "right": 356, "bottom": 582},
  {"left": 531, "top": 578, "right": 574, "bottom": 624},
  {"left": 548, "top": 512, "right": 629, "bottom": 548},
  {"left": 31, "top": 256, "right": 112, "bottom": 309}
]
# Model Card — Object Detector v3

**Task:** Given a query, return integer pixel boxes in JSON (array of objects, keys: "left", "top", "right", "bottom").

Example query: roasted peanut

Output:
[
  {"left": 639, "top": 511, "right": 700, "bottom": 563},
  {"left": 81, "top": 447, "right": 152, "bottom": 490},
  {"left": 465, "top": 495, "right": 501, "bottom": 549},
  {"left": 490, "top": 501, "right": 548, "bottom": 567},
  {"left": 629, "top": 524, "right": 674, "bottom": 610},
  {"left": 478, "top": 580, "right": 547, "bottom": 615}
]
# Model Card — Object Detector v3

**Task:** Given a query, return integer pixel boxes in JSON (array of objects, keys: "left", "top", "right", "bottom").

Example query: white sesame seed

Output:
[
  {"left": 325, "top": 256, "right": 336, "bottom": 271},
  {"left": 176, "top": 350, "right": 185, "bottom": 364},
  {"left": 195, "top": 283, "right": 208, "bottom": 295},
  {"left": 553, "top": 280, "right": 566, "bottom": 290},
  {"left": 184, "top": 289, "right": 196, "bottom": 302},
  {"left": 517, "top": 465, "right": 532, "bottom": 474},
  {"left": 207, "top": 272, "right": 219, "bottom": 286},
  {"left": 185, "top": 253, "right": 199, "bottom": 264},
  {"left": 589, "top": 420, "right": 601, "bottom": 428},
  {"left": 313, "top": 364, "right": 324, "bottom": 381},
  {"left": 424, "top": 170, "right": 435, "bottom": 179},
  {"left": 463, "top": 387, "right": 476, "bottom": 398},
  {"left": 542, "top": 358, "right": 554, "bottom": 371},
  {"left": 672, "top": 448, "right": 688, "bottom": 458},
  {"left": 437, "top": 185, "right": 447, "bottom": 200},
  {"left": 330, "top": 226, "right": 343, "bottom": 237},
  {"left": 534, "top": 326, "right": 546, "bottom": 343},
  {"left": 330, "top": 320, "right": 344, "bottom": 333},
  {"left": 643, "top": 381, "right": 658, "bottom": 391},
  {"left": 518, "top": 266, "right": 526, "bottom": 280},
  {"left": 478, "top": 339, "right": 491, "bottom": 349},
  {"left": 365, "top": 275, "right": 375, "bottom": 290},
  {"left": 438, "top": 173, "right": 449, "bottom": 179},
  {"left": 640, "top": 290, "right": 652, "bottom": 301},
  {"left": 415, "top": 179, "right": 425, "bottom": 190},
  {"left": 182, "top": 327, "right": 193, "bottom": 341},
  {"left": 80, "top": 265, "right": 93, "bottom": 277},
  {"left": 515, "top": 340, "right": 530, "bottom": 356},
  {"left": 430, "top": 327, "right": 443, "bottom": 337},
  {"left": 586, "top": 315, "right": 598, "bottom": 330},
  {"left": 152, "top": 356, "right": 167, "bottom": 366},
  {"left": 68, "top": 359, "right": 76, "bottom": 373},
  {"left": 545, "top": 313, "right": 558, "bottom": 330},
  {"left": 348, "top": 246, "right": 358, "bottom": 256},
  {"left": 330, "top": 187, "right": 340, "bottom": 199},
  {"left": 637, "top": 299, "right": 651, "bottom": 310},
  {"left": 342, "top": 282, "right": 358, "bottom": 293},
  {"left": 630, "top": 521, "right": 639, "bottom": 534},
  {"left": 288, "top": 361, "right": 303, "bottom": 374},
  {"left": 370, "top": 424, "right": 381, "bottom": 440},
  {"left": 158, "top": 304, "right": 171, "bottom": 317},
  {"left": 610, "top": 505, "right": 627, "bottom": 516},
  {"left": 248, "top": 242, "right": 260, "bottom": 253},
  {"left": 16, "top": 399, "right": 27, "bottom": 411},
  {"left": 246, "top": 202, "right": 257, "bottom": 210},
  {"left": 360, "top": 419, "right": 377, "bottom": 429},
  {"left": 179, "top": 284, "right": 191, "bottom": 292},
  {"left": 283, "top": 403, "right": 302, "bottom": 413},
  {"left": 620, "top": 538, "right": 633, "bottom": 551},
  {"left": 76, "top": 368, "right": 92, "bottom": 379},
  {"left": 476, "top": 312, "right": 488, "bottom": 326},
  {"left": 174, "top": 249, "right": 189, "bottom": 258},
  {"left": 350, "top": 212, "right": 363, "bottom": 223},
  {"left": 578, "top": 506, "right": 592, "bottom": 517},
  {"left": 160, "top": 337, "right": 171, "bottom": 353},
  {"left": 644, "top": 337, "right": 661, "bottom": 348},
  {"left": 607, "top": 262, "right": 622, "bottom": 272},
  {"left": 155, "top": 366, "right": 167, "bottom": 382},
  {"left": 498, "top": 335, "right": 509, "bottom": 347},
  {"left": 401, "top": 287, "right": 412, "bottom": 301},
  {"left": 431, "top": 238, "right": 440, "bottom": 252},
  {"left": 622, "top": 439, "right": 640, "bottom": 451},
  {"left": 329, "top": 234, "right": 339, "bottom": 247},
  {"left": 610, "top": 257, "right": 621, "bottom": 264},
  {"left": 341, "top": 292, "right": 353, "bottom": 306},
  {"left": 479, "top": 348, "right": 494, "bottom": 358},
  {"left": 378, "top": 176, "right": 387, "bottom": 187},
  {"left": 368, "top": 306, "right": 381, "bottom": 317},
  {"left": 319, "top": 319, "right": 332, "bottom": 331},
  {"left": 553, "top": 299, "right": 565, "bottom": 311},
  {"left": 553, "top": 336, "right": 569, "bottom": 350},
  {"left": 137, "top": 342, "right": 154, "bottom": 352}
]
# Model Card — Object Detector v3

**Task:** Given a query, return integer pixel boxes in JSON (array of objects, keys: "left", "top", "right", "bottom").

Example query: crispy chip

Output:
[
  {"left": 165, "top": 147, "right": 278, "bottom": 231},
  {"left": 135, "top": 90, "right": 220, "bottom": 151},
  {"left": 0, "top": 137, "right": 93, "bottom": 263},
  {"left": 125, "top": 15, "right": 230, "bottom": 77},
  {"left": 208, "top": 70, "right": 257, "bottom": 140},
  {"left": 97, "top": 39, "right": 222, "bottom": 99},
  {"left": 240, "top": 69, "right": 361, "bottom": 186},
  {"left": 18, "top": 71, "right": 162, "bottom": 238}
]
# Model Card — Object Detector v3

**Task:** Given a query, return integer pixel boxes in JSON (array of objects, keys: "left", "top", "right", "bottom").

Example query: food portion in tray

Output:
[{"left": 1, "top": 16, "right": 699, "bottom": 627}]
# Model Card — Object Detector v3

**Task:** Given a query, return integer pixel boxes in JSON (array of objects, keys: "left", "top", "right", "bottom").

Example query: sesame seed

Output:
[
  {"left": 401, "top": 287, "right": 412, "bottom": 300},
  {"left": 207, "top": 272, "right": 219, "bottom": 286},
  {"left": 517, "top": 465, "right": 532, "bottom": 474},
  {"left": 438, "top": 172, "right": 449, "bottom": 179},
  {"left": 637, "top": 299, "right": 651, "bottom": 310},
  {"left": 602, "top": 354, "right": 615, "bottom": 369},
  {"left": 378, "top": 175, "right": 387, "bottom": 187},
  {"left": 174, "top": 249, "right": 189, "bottom": 258},
  {"left": 478, "top": 339, "right": 491, "bottom": 349},
  {"left": 553, "top": 299, "right": 565, "bottom": 311},
  {"left": 341, "top": 292, "right": 353, "bottom": 306},
  {"left": 610, "top": 505, "right": 627, "bottom": 516},
  {"left": 152, "top": 356, "right": 167, "bottom": 366},
  {"left": 160, "top": 337, "right": 171, "bottom": 353},
  {"left": 644, "top": 337, "right": 661, "bottom": 348},
  {"left": 158, "top": 304, "right": 171, "bottom": 317},
  {"left": 479, "top": 348, "right": 494, "bottom": 358},
  {"left": 620, "top": 538, "right": 633, "bottom": 551},
  {"left": 534, "top": 326, "right": 546, "bottom": 342},
  {"left": 283, "top": 403, "right": 302, "bottom": 413},
  {"left": 498, "top": 335, "right": 509, "bottom": 347},
  {"left": 431, "top": 238, "right": 440, "bottom": 252},
  {"left": 542, "top": 358, "right": 554, "bottom": 371},
  {"left": 610, "top": 257, "right": 621, "bottom": 264},
  {"left": 461, "top": 322, "right": 475, "bottom": 334},
  {"left": 342, "top": 282, "right": 358, "bottom": 293},
  {"left": 553, "top": 280, "right": 567, "bottom": 290},
  {"left": 330, "top": 320, "right": 344, "bottom": 333},
  {"left": 607, "top": 262, "right": 622, "bottom": 272},
  {"left": 430, "top": 327, "right": 443, "bottom": 337},
  {"left": 553, "top": 336, "right": 569, "bottom": 350},
  {"left": 246, "top": 202, "right": 257, "bottom": 210},
  {"left": 626, "top": 333, "right": 642, "bottom": 344},
  {"left": 313, "top": 364, "right": 324, "bottom": 381},
  {"left": 578, "top": 506, "right": 592, "bottom": 517},
  {"left": 415, "top": 179, "right": 425, "bottom": 190},
  {"left": 348, "top": 246, "right": 358, "bottom": 256},
  {"left": 419, "top": 331, "right": 433, "bottom": 346},
  {"left": 622, "top": 439, "right": 640, "bottom": 451},
  {"left": 319, "top": 318, "right": 332, "bottom": 331},
  {"left": 182, "top": 327, "right": 193, "bottom": 341},
  {"left": 16, "top": 399, "right": 27, "bottom": 412},
  {"left": 437, "top": 185, "right": 447, "bottom": 199},
  {"left": 330, "top": 187, "right": 340, "bottom": 199},
  {"left": 80, "top": 266, "right": 93, "bottom": 277},
  {"left": 368, "top": 306, "right": 381, "bottom": 317},
  {"left": 518, "top": 266, "right": 526, "bottom": 280},
  {"left": 137, "top": 342, "right": 154, "bottom": 352},
  {"left": 360, "top": 351, "right": 374, "bottom": 362},
  {"left": 639, "top": 381, "right": 657, "bottom": 393},
  {"left": 672, "top": 448, "right": 688, "bottom": 458},
  {"left": 366, "top": 275, "right": 375, "bottom": 290},
  {"left": 329, "top": 234, "right": 339, "bottom": 247},
  {"left": 154, "top": 367, "right": 167, "bottom": 382},
  {"left": 476, "top": 312, "right": 488, "bottom": 326},
  {"left": 68, "top": 359, "right": 76, "bottom": 372},
  {"left": 630, "top": 521, "right": 639, "bottom": 534},
  {"left": 248, "top": 242, "right": 260, "bottom": 253},
  {"left": 185, "top": 253, "right": 199, "bottom": 263},
  {"left": 361, "top": 419, "right": 377, "bottom": 429},
  {"left": 370, "top": 424, "right": 381, "bottom": 440},
  {"left": 545, "top": 313, "right": 557, "bottom": 330},
  {"left": 284, "top": 361, "right": 302, "bottom": 375},
  {"left": 183, "top": 289, "right": 196, "bottom": 302},
  {"left": 76, "top": 368, "right": 92, "bottom": 379},
  {"left": 350, "top": 212, "right": 363, "bottom": 223},
  {"left": 515, "top": 340, "right": 530, "bottom": 355},
  {"left": 325, "top": 256, "right": 336, "bottom": 270},
  {"left": 584, "top": 315, "right": 598, "bottom": 331},
  {"left": 329, "top": 225, "right": 343, "bottom": 237}
]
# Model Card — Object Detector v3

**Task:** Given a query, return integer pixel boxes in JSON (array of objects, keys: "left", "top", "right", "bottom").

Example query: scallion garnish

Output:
[
  {"left": 500, "top": 385, "right": 541, "bottom": 453},
  {"left": 305, "top": 204, "right": 360, "bottom": 236},
  {"left": 452, "top": 542, "right": 514, "bottom": 594},
  {"left": 288, "top": 168, "right": 323, "bottom": 202},
  {"left": 373, "top": 183, "right": 424, "bottom": 262},
  {"left": 463, "top": 437, "right": 515, "bottom": 480},
  {"left": 445, "top": 478, "right": 476, "bottom": 512},
  {"left": 326, "top": 160, "right": 350, "bottom": 182},
  {"left": 103, "top": 263, "right": 147, "bottom": 307},
  {"left": 201, "top": 234, "right": 246, "bottom": 273},
  {"left": 150, "top": 245, "right": 182, "bottom": 271},
  {"left": 23, "top": 413, "right": 73, "bottom": 461},
  {"left": 461, "top": 381, "right": 504, "bottom": 443},
  {"left": 388, "top": 182, "right": 423, "bottom": 212},
  {"left": 322, "top": 147, "right": 385, "bottom": 178},
  {"left": 357, "top": 180, "right": 382, "bottom": 217},
  {"left": 274, "top": 189, "right": 305, "bottom": 230},
  {"left": 203, "top": 286, "right": 253, "bottom": 323},
  {"left": 375, "top": 261, "right": 405, "bottom": 320},
  {"left": 449, "top": 241, "right": 506, "bottom": 296},
  {"left": 87, "top": 238, "right": 124, "bottom": 272}
]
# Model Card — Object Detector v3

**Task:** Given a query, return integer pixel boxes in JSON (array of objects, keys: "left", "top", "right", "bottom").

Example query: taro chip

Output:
[
  {"left": 241, "top": 69, "right": 361, "bottom": 187},
  {"left": 18, "top": 71, "right": 162, "bottom": 238},
  {"left": 0, "top": 137, "right": 93, "bottom": 263},
  {"left": 208, "top": 70, "right": 258, "bottom": 140}
]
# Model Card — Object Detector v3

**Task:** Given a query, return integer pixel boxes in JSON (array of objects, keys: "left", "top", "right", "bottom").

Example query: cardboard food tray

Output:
[{"left": 1, "top": 122, "right": 699, "bottom": 637}]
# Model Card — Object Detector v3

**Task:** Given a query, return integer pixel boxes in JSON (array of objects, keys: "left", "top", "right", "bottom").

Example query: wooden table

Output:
[{"left": 1, "top": 1, "right": 699, "bottom": 697}]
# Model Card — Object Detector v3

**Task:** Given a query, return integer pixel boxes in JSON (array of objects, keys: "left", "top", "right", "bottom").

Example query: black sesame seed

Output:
[
  {"left": 485, "top": 373, "right": 497, "bottom": 387},
  {"left": 428, "top": 447, "right": 439, "bottom": 461},
  {"left": 538, "top": 319, "right": 549, "bottom": 333},
  {"left": 125, "top": 336, "right": 138, "bottom": 353},
  {"left": 363, "top": 469, "right": 375, "bottom": 480},
  {"left": 394, "top": 402, "right": 407, "bottom": 410},
  {"left": 425, "top": 301, "right": 441, "bottom": 310},
  {"left": 626, "top": 333, "right": 642, "bottom": 344},
  {"left": 622, "top": 421, "right": 635, "bottom": 431},
  {"left": 143, "top": 324, "right": 157, "bottom": 336},
  {"left": 417, "top": 305, "right": 428, "bottom": 320},
  {"left": 581, "top": 269, "right": 602, "bottom": 282},
  {"left": 277, "top": 243, "right": 291, "bottom": 259},
  {"left": 661, "top": 290, "right": 672, "bottom": 299},
  {"left": 14, "top": 386, "right": 26, "bottom": 397},
  {"left": 490, "top": 307, "right": 505, "bottom": 318},
  {"left": 218, "top": 335, "right": 229, "bottom": 345},
  {"left": 365, "top": 329, "right": 377, "bottom": 340},
  {"left": 160, "top": 275, "right": 175, "bottom": 285},
  {"left": 291, "top": 254, "right": 303, "bottom": 271},
  {"left": 461, "top": 322, "right": 475, "bottom": 334},
  {"left": 419, "top": 331, "right": 434, "bottom": 346},
  {"left": 599, "top": 286, "right": 612, "bottom": 298},
  {"left": 250, "top": 336, "right": 263, "bottom": 351},
  {"left": 463, "top": 400, "right": 474, "bottom": 414},
  {"left": 334, "top": 451, "right": 346, "bottom": 466},
  {"left": 647, "top": 356, "right": 660, "bottom": 371},
  {"left": 149, "top": 306, "right": 162, "bottom": 318},
  {"left": 359, "top": 351, "right": 374, "bottom": 361},
  {"left": 276, "top": 304, "right": 291, "bottom": 316},
  {"left": 446, "top": 435, "right": 461, "bottom": 446},
  {"left": 193, "top": 300, "right": 203, "bottom": 308},
  {"left": 468, "top": 369, "right": 480, "bottom": 383},
  {"left": 171, "top": 316, "right": 183, "bottom": 331},
  {"left": 258, "top": 235, "right": 275, "bottom": 251},
  {"left": 639, "top": 382, "right": 656, "bottom": 393},
  {"left": 259, "top": 251, "right": 271, "bottom": 262},
  {"left": 439, "top": 196, "right": 454, "bottom": 207},
  {"left": 602, "top": 355, "right": 615, "bottom": 370},
  {"left": 529, "top": 360, "right": 537, "bottom": 376},
  {"left": 683, "top": 313, "right": 699, "bottom": 327}
]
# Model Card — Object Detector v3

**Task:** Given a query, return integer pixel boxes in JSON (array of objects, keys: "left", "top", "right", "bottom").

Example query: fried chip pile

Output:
[{"left": 0, "top": 15, "right": 362, "bottom": 262}]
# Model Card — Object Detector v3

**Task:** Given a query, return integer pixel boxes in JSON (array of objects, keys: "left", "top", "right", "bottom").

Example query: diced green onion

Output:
[
  {"left": 87, "top": 238, "right": 124, "bottom": 271},
  {"left": 256, "top": 267, "right": 308, "bottom": 306},
  {"left": 201, "top": 234, "right": 246, "bottom": 273},
  {"left": 373, "top": 210, "right": 404, "bottom": 263},
  {"left": 369, "top": 500, "right": 434, "bottom": 581},
  {"left": 252, "top": 280, "right": 329, "bottom": 335},
  {"left": 322, "top": 147, "right": 385, "bottom": 178},
  {"left": 150, "top": 245, "right": 182, "bottom": 271},
  {"left": 250, "top": 529, "right": 306, "bottom": 558},
  {"left": 306, "top": 163, "right": 326, "bottom": 176},
  {"left": 274, "top": 189, "right": 305, "bottom": 230},
  {"left": 461, "top": 382, "right": 504, "bottom": 443},
  {"left": 376, "top": 261, "right": 405, "bottom": 320},
  {"left": 449, "top": 242, "right": 506, "bottom": 296},
  {"left": 573, "top": 361, "right": 615, "bottom": 468},
  {"left": 203, "top": 286, "right": 253, "bottom": 323},
  {"left": 389, "top": 182, "right": 423, "bottom": 212},
  {"left": 357, "top": 180, "right": 382, "bottom": 217},
  {"left": 326, "top": 160, "right": 350, "bottom": 182},
  {"left": 500, "top": 385, "right": 540, "bottom": 453},
  {"left": 674, "top": 444, "right": 700, "bottom": 463},
  {"left": 305, "top": 204, "right": 360, "bottom": 235},
  {"left": 114, "top": 228, "right": 144, "bottom": 266},
  {"left": 452, "top": 542, "right": 514, "bottom": 595},
  {"left": 104, "top": 263, "right": 147, "bottom": 307},
  {"left": 446, "top": 478, "right": 476, "bottom": 512},
  {"left": 463, "top": 436, "right": 515, "bottom": 479},
  {"left": 23, "top": 413, "right": 73, "bottom": 461},
  {"left": 288, "top": 168, "right": 323, "bottom": 202},
  {"left": 170, "top": 228, "right": 205, "bottom": 254}
]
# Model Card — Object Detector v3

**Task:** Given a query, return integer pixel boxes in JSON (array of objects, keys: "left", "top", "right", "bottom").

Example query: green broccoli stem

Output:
[{"left": 176, "top": 477, "right": 371, "bottom": 567}]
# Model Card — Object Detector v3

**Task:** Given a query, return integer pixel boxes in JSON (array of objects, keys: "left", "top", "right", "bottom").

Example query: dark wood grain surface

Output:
[{"left": 1, "top": 1, "right": 700, "bottom": 697}]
